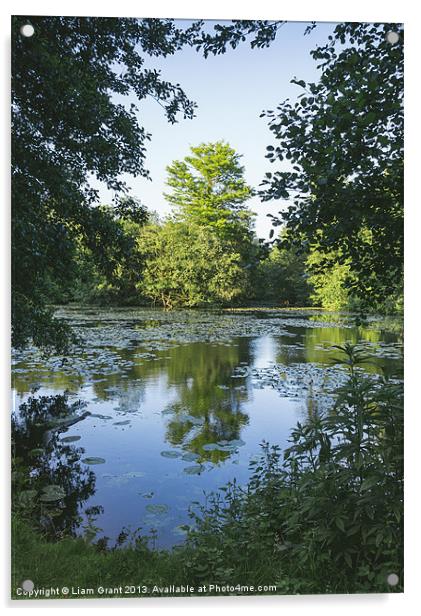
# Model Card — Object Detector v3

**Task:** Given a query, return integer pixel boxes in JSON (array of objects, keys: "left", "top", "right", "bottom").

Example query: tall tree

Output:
[
  {"left": 165, "top": 141, "right": 254, "bottom": 243},
  {"left": 261, "top": 23, "right": 404, "bottom": 308}
]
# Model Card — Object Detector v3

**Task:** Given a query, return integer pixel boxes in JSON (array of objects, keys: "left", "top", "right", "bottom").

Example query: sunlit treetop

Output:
[{"left": 165, "top": 142, "right": 254, "bottom": 239}]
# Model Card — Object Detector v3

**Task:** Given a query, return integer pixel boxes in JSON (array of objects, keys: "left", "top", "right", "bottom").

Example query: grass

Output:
[
  {"left": 11, "top": 517, "right": 279, "bottom": 599},
  {"left": 12, "top": 516, "right": 188, "bottom": 599}
]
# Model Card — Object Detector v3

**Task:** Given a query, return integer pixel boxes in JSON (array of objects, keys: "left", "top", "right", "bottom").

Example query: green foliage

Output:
[
  {"left": 196, "top": 20, "right": 286, "bottom": 57},
  {"left": 182, "top": 344, "right": 403, "bottom": 593},
  {"left": 39, "top": 200, "right": 149, "bottom": 307},
  {"left": 165, "top": 142, "right": 254, "bottom": 243},
  {"left": 80, "top": 205, "right": 149, "bottom": 305},
  {"left": 306, "top": 247, "right": 352, "bottom": 311},
  {"left": 261, "top": 23, "right": 403, "bottom": 309},
  {"left": 255, "top": 242, "right": 310, "bottom": 305},
  {"left": 135, "top": 142, "right": 259, "bottom": 309},
  {"left": 138, "top": 221, "right": 248, "bottom": 309},
  {"left": 11, "top": 14, "right": 294, "bottom": 351},
  {"left": 12, "top": 16, "right": 206, "bottom": 349}
]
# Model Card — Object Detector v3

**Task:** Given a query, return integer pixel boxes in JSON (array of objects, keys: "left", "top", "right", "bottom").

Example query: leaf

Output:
[
  {"left": 82, "top": 457, "right": 106, "bottom": 465},
  {"left": 60, "top": 435, "right": 81, "bottom": 443},
  {"left": 145, "top": 504, "right": 169, "bottom": 515},
  {"left": 160, "top": 450, "right": 182, "bottom": 458},
  {"left": 39, "top": 485, "right": 66, "bottom": 503},
  {"left": 183, "top": 465, "right": 204, "bottom": 475},
  {"left": 291, "top": 78, "right": 306, "bottom": 88},
  {"left": 335, "top": 517, "right": 345, "bottom": 532}
]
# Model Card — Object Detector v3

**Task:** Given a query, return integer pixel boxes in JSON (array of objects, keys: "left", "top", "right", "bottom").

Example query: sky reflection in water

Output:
[{"left": 12, "top": 308, "right": 402, "bottom": 547}]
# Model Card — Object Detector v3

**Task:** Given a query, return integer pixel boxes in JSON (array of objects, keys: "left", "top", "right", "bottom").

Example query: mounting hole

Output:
[
  {"left": 386, "top": 31, "right": 399, "bottom": 45},
  {"left": 22, "top": 579, "right": 34, "bottom": 592},
  {"left": 387, "top": 573, "right": 399, "bottom": 586},
  {"left": 20, "top": 24, "right": 34, "bottom": 38}
]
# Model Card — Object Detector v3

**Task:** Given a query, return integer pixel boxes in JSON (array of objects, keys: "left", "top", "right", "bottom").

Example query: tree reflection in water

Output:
[
  {"left": 161, "top": 340, "right": 251, "bottom": 462},
  {"left": 12, "top": 394, "right": 97, "bottom": 539}
]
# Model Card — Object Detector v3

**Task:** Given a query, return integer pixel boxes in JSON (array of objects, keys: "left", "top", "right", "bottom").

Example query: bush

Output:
[
  {"left": 138, "top": 221, "right": 250, "bottom": 308},
  {"left": 183, "top": 344, "right": 403, "bottom": 593}
]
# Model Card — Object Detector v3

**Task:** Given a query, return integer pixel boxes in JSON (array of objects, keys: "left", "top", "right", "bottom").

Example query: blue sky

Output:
[{"left": 94, "top": 20, "right": 337, "bottom": 239}]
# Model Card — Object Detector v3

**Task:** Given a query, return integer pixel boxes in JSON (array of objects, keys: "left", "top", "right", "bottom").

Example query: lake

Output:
[{"left": 12, "top": 306, "right": 403, "bottom": 548}]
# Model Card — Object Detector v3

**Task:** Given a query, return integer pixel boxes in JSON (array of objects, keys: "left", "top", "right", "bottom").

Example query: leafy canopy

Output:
[
  {"left": 12, "top": 17, "right": 283, "bottom": 350},
  {"left": 261, "top": 22, "right": 403, "bottom": 307},
  {"left": 138, "top": 221, "right": 248, "bottom": 309},
  {"left": 165, "top": 141, "right": 254, "bottom": 241},
  {"left": 306, "top": 248, "right": 352, "bottom": 311},
  {"left": 12, "top": 16, "right": 203, "bottom": 349}
]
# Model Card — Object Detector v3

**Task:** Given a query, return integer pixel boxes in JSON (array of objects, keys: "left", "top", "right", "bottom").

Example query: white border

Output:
[{"left": 1, "top": 1, "right": 419, "bottom": 614}]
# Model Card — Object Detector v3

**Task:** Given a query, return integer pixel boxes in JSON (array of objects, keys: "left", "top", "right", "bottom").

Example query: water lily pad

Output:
[
  {"left": 39, "top": 485, "right": 66, "bottom": 503},
  {"left": 183, "top": 465, "right": 204, "bottom": 475},
  {"left": 181, "top": 452, "right": 200, "bottom": 462},
  {"left": 60, "top": 435, "right": 81, "bottom": 443},
  {"left": 146, "top": 504, "right": 169, "bottom": 514},
  {"left": 161, "top": 408, "right": 175, "bottom": 416},
  {"left": 160, "top": 450, "right": 181, "bottom": 458},
  {"left": 202, "top": 443, "right": 221, "bottom": 452},
  {"left": 102, "top": 471, "right": 145, "bottom": 486},
  {"left": 227, "top": 438, "right": 245, "bottom": 447},
  {"left": 185, "top": 416, "right": 204, "bottom": 426},
  {"left": 202, "top": 442, "right": 237, "bottom": 452},
  {"left": 82, "top": 457, "right": 106, "bottom": 465},
  {"left": 47, "top": 414, "right": 85, "bottom": 428},
  {"left": 217, "top": 444, "right": 238, "bottom": 452}
]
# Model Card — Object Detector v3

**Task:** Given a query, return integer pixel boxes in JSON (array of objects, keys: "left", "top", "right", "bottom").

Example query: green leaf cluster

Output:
[
  {"left": 261, "top": 23, "right": 403, "bottom": 308},
  {"left": 165, "top": 141, "right": 254, "bottom": 243},
  {"left": 138, "top": 221, "right": 249, "bottom": 309}
]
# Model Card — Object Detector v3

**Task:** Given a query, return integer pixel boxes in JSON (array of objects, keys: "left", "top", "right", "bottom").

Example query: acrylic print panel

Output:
[{"left": 11, "top": 15, "right": 403, "bottom": 600}]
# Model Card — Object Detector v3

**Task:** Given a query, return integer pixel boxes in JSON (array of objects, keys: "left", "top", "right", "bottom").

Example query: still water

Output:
[{"left": 12, "top": 307, "right": 403, "bottom": 548}]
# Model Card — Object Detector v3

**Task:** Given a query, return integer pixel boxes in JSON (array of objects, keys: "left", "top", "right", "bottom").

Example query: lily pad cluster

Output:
[{"left": 12, "top": 306, "right": 402, "bottom": 393}]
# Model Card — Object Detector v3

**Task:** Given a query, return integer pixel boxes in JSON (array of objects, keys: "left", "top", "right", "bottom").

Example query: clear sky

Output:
[{"left": 94, "top": 20, "right": 337, "bottom": 239}]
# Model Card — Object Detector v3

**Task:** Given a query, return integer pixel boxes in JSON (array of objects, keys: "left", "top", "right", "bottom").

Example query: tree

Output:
[
  {"left": 161, "top": 142, "right": 260, "bottom": 304},
  {"left": 255, "top": 243, "right": 310, "bottom": 306},
  {"left": 165, "top": 142, "right": 254, "bottom": 244},
  {"left": 261, "top": 23, "right": 403, "bottom": 309},
  {"left": 11, "top": 16, "right": 207, "bottom": 349},
  {"left": 138, "top": 221, "right": 248, "bottom": 309},
  {"left": 12, "top": 16, "right": 288, "bottom": 350},
  {"left": 306, "top": 248, "right": 352, "bottom": 311},
  {"left": 66, "top": 202, "right": 150, "bottom": 306}
]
